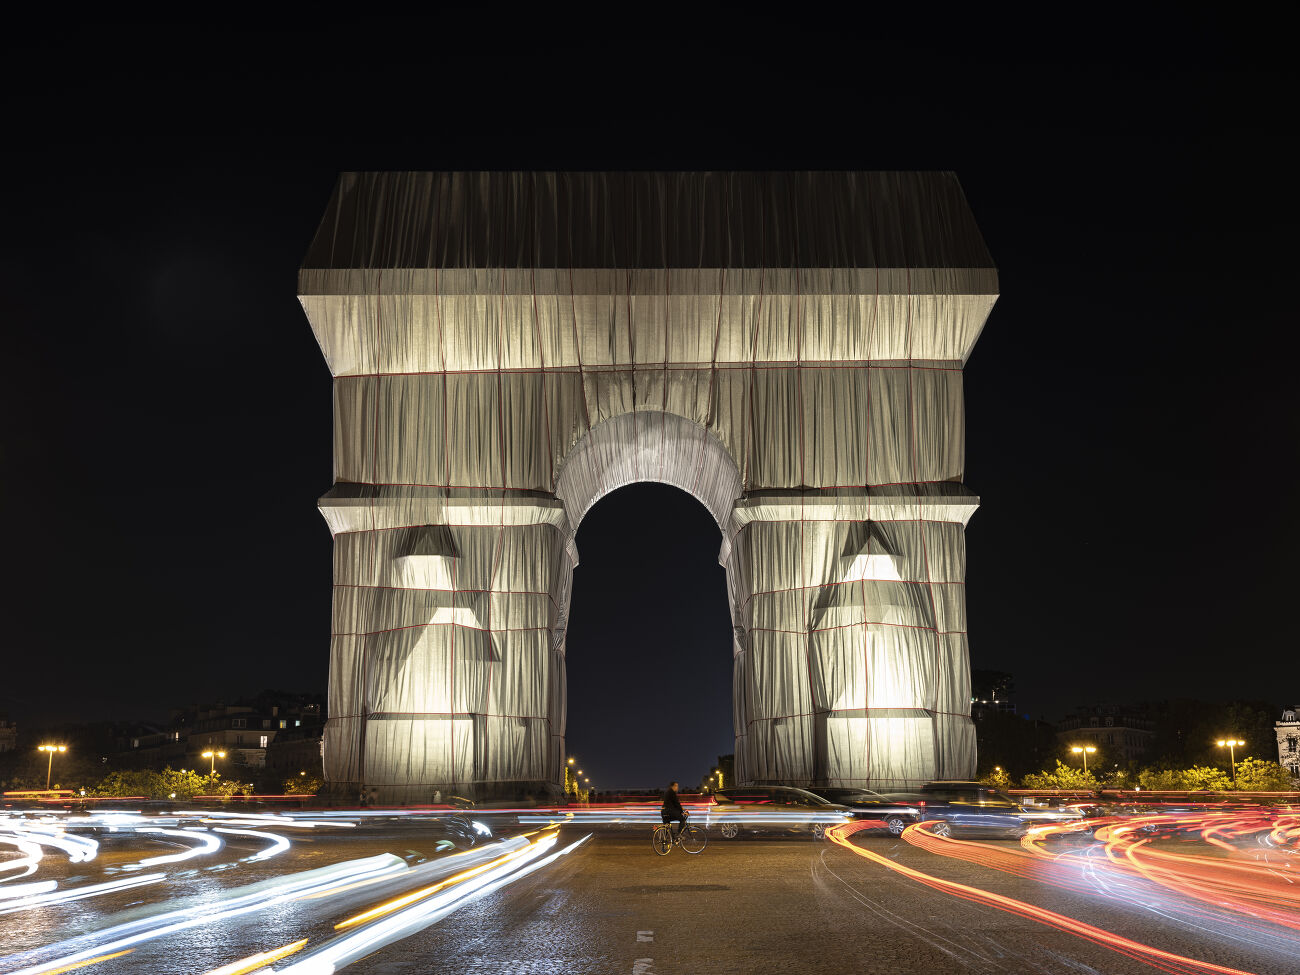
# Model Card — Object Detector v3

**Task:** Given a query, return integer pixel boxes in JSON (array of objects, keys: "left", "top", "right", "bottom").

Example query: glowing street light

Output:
[
  {"left": 201, "top": 749, "right": 227, "bottom": 774},
  {"left": 1216, "top": 739, "right": 1246, "bottom": 781},
  {"left": 37, "top": 744, "right": 66, "bottom": 790},
  {"left": 1070, "top": 745, "right": 1097, "bottom": 774}
]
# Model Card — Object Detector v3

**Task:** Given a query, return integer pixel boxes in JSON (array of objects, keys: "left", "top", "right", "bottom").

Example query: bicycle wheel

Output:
[
  {"left": 679, "top": 824, "right": 708, "bottom": 854},
  {"left": 652, "top": 825, "right": 673, "bottom": 855}
]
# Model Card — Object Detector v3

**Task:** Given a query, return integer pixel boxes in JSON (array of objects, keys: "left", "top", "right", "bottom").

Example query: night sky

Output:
[{"left": 2, "top": 35, "right": 1294, "bottom": 789}]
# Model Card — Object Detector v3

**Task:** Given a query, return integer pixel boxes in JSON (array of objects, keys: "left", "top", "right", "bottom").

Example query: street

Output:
[{"left": 2, "top": 807, "right": 1297, "bottom": 974}]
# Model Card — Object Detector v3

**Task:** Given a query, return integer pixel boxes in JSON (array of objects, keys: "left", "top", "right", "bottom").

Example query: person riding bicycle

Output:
[{"left": 661, "top": 780, "right": 686, "bottom": 839}]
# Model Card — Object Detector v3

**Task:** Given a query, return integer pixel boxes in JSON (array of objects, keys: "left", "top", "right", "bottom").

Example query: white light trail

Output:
[
  {"left": 0, "top": 875, "right": 165, "bottom": 916},
  {"left": 130, "top": 827, "right": 222, "bottom": 868},
  {"left": 0, "top": 837, "right": 43, "bottom": 881},
  {"left": 273, "top": 833, "right": 590, "bottom": 974},
  {"left": 1, "top": 854, "right": 408, "bottom": 975},
  {"left": 213, "top": 828, "right": 291, "bottom": 863},
  {"left": 0, "top": 826, "right": 98, "bottom": 865},
  {"left": 0, "top": 882, "right": 56, "bottom": 901}
]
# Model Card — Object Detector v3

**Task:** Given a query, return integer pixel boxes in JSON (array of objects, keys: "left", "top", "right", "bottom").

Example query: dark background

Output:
[{"left": 2, "top": 32, "right": 1294, "bottom": 788}]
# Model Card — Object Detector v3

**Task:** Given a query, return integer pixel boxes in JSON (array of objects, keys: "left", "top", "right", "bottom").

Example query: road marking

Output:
[
  {"left": 632, "top": 959, "right": 654, "bottom": 974},
  {"left": 636, "top": 930, "right": 654, "bottom": 942}
]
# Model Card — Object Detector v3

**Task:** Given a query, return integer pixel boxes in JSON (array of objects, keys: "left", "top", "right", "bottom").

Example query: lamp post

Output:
[
  {"left": 37, "top": 744, "right": 66, "bottom": 790},
  {"left": 1216, "top": 739, "right": 1246, "bottom": 782},
  {"left": 201, "top": 749, "right": 226, "bottom": 775},
  {"left": 1070, "top": 745, "right": 1097, "bottom": 774}
]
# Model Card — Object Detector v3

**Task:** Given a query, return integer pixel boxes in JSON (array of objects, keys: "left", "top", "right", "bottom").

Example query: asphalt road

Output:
[
  {"left": 351, "top": 828, "right": 1297, "bottom": 975},
  {"left": 3, "top": 814, "right": 1298, "bottom": 975}
]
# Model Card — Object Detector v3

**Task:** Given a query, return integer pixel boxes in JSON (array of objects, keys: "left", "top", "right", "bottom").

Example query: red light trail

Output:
[{"left": 826, "top": 821, "right": 1284, "bottom": 975}]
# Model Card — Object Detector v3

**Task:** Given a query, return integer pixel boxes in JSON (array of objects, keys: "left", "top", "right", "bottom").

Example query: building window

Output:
[
  {"left": 262, "top": 720, "right": 271, "bottom": 729},
  {"left": 279, "top": 720, "right": 287, "bottom": 729},
  {"left": 131, "top": 738, "right": 139, "bottom": 749},
  {"left": 235, "top": 734, "right": 244, "bottom": 745},
  {"left": 1288, "top": 736, "right": 1297, "bottom": 753},
  {"left": 232, "top": 719, "right": 247, "bottom": 729},
  {"left": 259, "top": 735, "right": 268, "bottom": 749},
  {"left": 295, "top": 720, "right": 301, "bottom": 727}
]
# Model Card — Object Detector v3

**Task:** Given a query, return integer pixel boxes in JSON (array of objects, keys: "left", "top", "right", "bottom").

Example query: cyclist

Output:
[{"left": 661, "top": 780, "right": 686, "bottom": 839}]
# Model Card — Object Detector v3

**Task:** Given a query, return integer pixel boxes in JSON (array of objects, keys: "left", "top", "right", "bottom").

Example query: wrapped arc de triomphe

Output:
[{"left": 297, "top": 172, "right": 997, "bottom": 802}]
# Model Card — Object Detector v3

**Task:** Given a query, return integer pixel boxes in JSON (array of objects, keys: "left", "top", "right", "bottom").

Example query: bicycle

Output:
[{"left": 652, "top": 816, "right": 707, "bottom": 855}]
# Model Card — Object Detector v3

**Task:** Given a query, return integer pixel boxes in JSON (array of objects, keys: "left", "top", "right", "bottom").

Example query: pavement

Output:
[
  {"left": 3, "top": 814, "right": 1297, "bottom": 975},
  {"left": 351, "top": 828, "right": 1297, "bottom": 975}
]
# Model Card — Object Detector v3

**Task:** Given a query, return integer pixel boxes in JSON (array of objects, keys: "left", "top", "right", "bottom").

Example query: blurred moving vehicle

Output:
[
  {"left": 709, "top": 786, "right": 851, "bottom": 840},
  {"left": 803, "top": 788, "right": 922, "bottom": 835},
  {"left": 882, "top": 781, "right": 1040, "bottom": 838}
]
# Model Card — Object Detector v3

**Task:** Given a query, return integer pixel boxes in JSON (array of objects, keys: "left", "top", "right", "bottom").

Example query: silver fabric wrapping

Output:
[{"left": 300, "top": 172, "right": 996, "bottom": 799}]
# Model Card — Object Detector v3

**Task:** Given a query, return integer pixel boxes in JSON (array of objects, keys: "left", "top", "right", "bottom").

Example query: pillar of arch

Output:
[{"left": 299, "top": 172, "right": 997, "bottom": 801}]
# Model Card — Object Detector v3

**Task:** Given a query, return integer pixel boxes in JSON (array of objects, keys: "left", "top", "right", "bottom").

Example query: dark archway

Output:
[{"left": 564, "top": 483, "right": 733, "bottom": 790}]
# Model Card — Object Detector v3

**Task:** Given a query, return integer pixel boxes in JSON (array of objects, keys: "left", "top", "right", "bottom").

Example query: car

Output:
[
  {"left": 709, "top": 786, "right": 852, "bottom": 840},
  {"left": 802, "top": 788, "right": 922, "bottom": 835},
  {"left": 881, "top": 781, "right": 1033, "bottom": 838}
]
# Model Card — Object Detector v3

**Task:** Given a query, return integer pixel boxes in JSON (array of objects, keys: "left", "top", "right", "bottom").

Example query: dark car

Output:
[
  {"left": 803, "top": 788, "right": 922, "bottom": 835},
  {"left": 883, "top": 781, "right": 1031, "bottom": 838},
  {"left": 709, "top": 786, "right": 851, "bottom": 840}
]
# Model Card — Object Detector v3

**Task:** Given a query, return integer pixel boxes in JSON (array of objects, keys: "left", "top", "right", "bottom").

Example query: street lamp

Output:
[
  {"left": 1070, "top": 745, "right": 1097, "bottom": 774},
  {"left": 37, "top": 744, "right": 66, "bottom": 790},
  {"left": 1216, "top": 739, "right": 1246, "bottom": 782},
  {"left": 201, "top": 749, "right": 226, "bottom": 774}
]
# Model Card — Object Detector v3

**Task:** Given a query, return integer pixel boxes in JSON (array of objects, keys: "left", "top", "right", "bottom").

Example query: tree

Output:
[
  {"left": 283, "top": 774, "right": 323, "bottom": 795},
  {"left": 979, "top": 767, "right": 1012, "bottom": 789},
  {"left": 1180, "top": 765, "right": 1232, "bottom": 792},
  {"left": 1137, "top": 765, "right": 1231, "bottom": 791},
  {"left": 88, "top": 767, "right": 251, "bottom": 799},
  {"left": 1136, "top": 768, "right": 1181, "bottom": 790},
  {"left": 1021, "top": 761, "right": 1098, "bottom": 791},
  {"left": 1231, "top": 758, "right": 1294, "bottom": 792},
  {"left": 88, "top": 769, "right": 166, "bottom": 798}
]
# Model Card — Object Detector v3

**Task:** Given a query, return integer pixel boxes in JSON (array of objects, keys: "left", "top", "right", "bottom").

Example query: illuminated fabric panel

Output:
[{"left": 300, "top": 172, "right": 995, "bottom": 799}]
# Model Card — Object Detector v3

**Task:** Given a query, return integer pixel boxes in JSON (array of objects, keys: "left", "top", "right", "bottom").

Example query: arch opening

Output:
[{"left": 564, "top": 482, "right": 734, "bottom": 792}]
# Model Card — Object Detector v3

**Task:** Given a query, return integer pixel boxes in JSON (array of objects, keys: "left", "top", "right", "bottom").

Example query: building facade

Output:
[
  {"left": 1056, "top": 704, "right": 1155, "bottom": 766},
  {"left": 1277, "top": 707, "right": 1300, "bottom": 779},
  {"left": 117, "top": 699, "right": 323, "bottom": 776}
]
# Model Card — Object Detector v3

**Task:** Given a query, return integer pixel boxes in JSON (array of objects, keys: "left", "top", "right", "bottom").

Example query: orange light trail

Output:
[
  {"left": 333, "top": 832, "right": 553, "bottom": 930},
  {"left": 827, "top": 821, "right": 1260, "bottom": 975},
  {"left": 35, "top": 950, "right": 133, "bottom": 974},
  {"left": 199, "top": 938, "right": 308, "bottom": 975}
]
